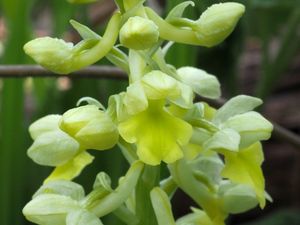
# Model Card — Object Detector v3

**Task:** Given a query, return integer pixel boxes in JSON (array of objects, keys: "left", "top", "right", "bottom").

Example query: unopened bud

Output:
[
  {"left": 60, "top": 105, "right": 119, "bottom": 150},
  {"left": 195, "top": 3, "right": 245, "bottom": 47},
  {"left": 24, "top": 37, "right": 74, "bottom": 74},
  {"left": 120, "top": 16, "right": 159, "bottom": 50}
]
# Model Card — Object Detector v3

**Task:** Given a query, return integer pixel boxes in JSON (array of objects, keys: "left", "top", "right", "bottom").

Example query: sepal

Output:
[
  {"left": 177, "top": 67, "right": 220, "bottom": 99},
  {"left": 33, "top": 180, "right": 85, "bottom": 201},
  {"left": 27, "top": 130, "right": 80, "bottom": 167},
  {"left": 29, "top": 115, "right": 62, "bottom": 140},
  {"left": 23, "top": 194, "right": 81, "bottom": 225},
  {"left": 213, "top": 95, "right": 262, "bottom": 125},
  {"left": 218, "top": 182, "right": 258, "bottom": 214},
  {"left": 222, "top": 111, "right": 273, "bottom": 148},
  {"left": 204, "top": 128, "right": 240, "bottom": 153},
  {"left": 66, "top": 209, "right": 103, "bottom": 225}
]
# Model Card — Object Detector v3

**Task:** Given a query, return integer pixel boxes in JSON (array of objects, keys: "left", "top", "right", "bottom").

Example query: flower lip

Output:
[{"left": 118, "top": 100, "right": 193, "bottom": 165}]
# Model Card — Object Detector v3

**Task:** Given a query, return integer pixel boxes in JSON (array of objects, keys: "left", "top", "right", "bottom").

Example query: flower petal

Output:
[
  {"left": 123, "top": 81, "right": 148, "bottom": 115},
  {"left": 221, "top": 142, "right": 266, "bottom": 208},
  {"left": 141, "top": 71, "right": 180, "bottom": 100},
  {"left": 45, "top": 151, "right": 94, "bottom": 182}
]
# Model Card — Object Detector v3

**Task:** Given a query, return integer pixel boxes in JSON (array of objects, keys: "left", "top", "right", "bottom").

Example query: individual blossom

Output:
[
  {"left": 27, "top": 102, "right": 119, "bottom": 183},
  {"left": 145, "top": 2, "right": 245, "bottom": 47},
  {"left": 184, "top": 95, "right": 273, "bottom": 208},
  {"left": 116, "top": 70, "right": 193, "bottom": 165},
  {"left": 27, "top": 114, "right": 94, "bottom": 182},
  {"left": 24, "top": 12, "right": 121, "bottom": 74}
]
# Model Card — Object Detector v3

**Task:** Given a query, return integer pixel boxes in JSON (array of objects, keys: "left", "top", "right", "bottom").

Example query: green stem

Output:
[
  {"left": 113, "top": 205, "right": 139, "bottom": 225},
  {"left": 135, "top": 165, "right": 160, "bottom": 225},
  {"left": 160, "top": 177, "right": 177, "bottom": 197},
  {"left": 88, "top": 161, "right": 144, "bottom": 217},
  {"left": 145, "top": 7, "right": 205, "bottom": 46},
  {"left": 72, "top": 12, "right": 121, "bottom": 72}
]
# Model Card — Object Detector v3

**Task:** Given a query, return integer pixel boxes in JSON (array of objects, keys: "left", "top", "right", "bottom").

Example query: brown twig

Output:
[
  {"left": 0, "top": 65, "right": 127, "bottom": 79},
  {"left": 0, "top": 64, "right": 299, "bottom": 150}
]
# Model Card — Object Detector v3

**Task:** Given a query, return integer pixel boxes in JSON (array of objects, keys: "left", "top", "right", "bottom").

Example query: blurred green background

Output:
[{"left": 0, "top": 0, "right": 299, "bottom": 224}]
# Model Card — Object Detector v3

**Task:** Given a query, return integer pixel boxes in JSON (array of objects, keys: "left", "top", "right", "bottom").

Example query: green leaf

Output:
[
  {"left": 221, "top": 142, "right": 266, "bottom": 208},
  {"left": 166, "top": 1, "right": 195, "bottom": 21},
  {"left": 213, "top": 95, "right": 263, "bottom": 124},
  {"left": 70, "top": 20, "right": 100, "bottom": 39}
]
